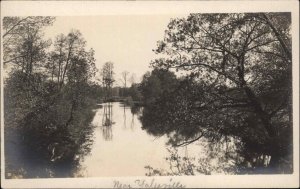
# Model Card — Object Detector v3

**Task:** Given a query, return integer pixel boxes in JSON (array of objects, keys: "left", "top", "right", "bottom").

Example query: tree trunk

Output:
[
  {"left": 236, "top": 56, "right": 282, "bottom": 172},
  {"left": 237, "top": 57, "right": 276, "bottom": 138},
  {"left": 57, "top": 45, "right": 64, "bottom": 84},
  {"left": 61, "top": 44, "right": 73, "bottom": 87},
  {"left": 51, "top": 60, "right": 55, "bottom": 81},
  {"left": 243, "top": 86, "right": 276, "bottom": 137}
]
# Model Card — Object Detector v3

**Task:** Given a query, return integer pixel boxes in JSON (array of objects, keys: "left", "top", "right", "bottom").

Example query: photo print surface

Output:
[
  {"left": 1, "top": 1, "right": 299, "bottom": 188},
  {"left": 3, "top": 13, "right": 293, "bottom": 178}
]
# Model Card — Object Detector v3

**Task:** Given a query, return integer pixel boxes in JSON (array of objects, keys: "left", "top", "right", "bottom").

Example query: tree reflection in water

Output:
[
  {"left": 130, "top": 105, "right": 141, "bottom": 131},
  {"left": 140, "top": 102, "right": 241, "bottom": 175},
  {"left": 145, "top": 140, "right": 239, "bottom": 176},
  {"left": 5, "top": 106, "right": 96, "bottom": 178},
  {"left": 123, "top": 103, "right": 127, "bottom": 129},
  {"left": 100, "top": 102, "right": 141, "bottom": 141},
  {"left": 101, "top": 102, "right": 114, "bottom": 141}
]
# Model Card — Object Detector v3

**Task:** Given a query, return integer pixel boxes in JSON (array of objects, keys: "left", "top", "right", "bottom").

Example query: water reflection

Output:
[
  {"left": 122, "top": 103, "right": 127, "bottom": 129},
  {"left": 101, "top": 103, "right": 114, "bottom": 141},
  {"left": 101, "top": 126, "right": 113, "bottom": 141},
  {"left": 130, "top": 105, "right": 141, "bottom": 131},
  {"left": 79, "top": 102, "right": 176, "bottom": 177},
  {"left": 102, "top": 103, "right": 114, "bottom": 127},
  {"left": 6, "top": 100, "right": 237, "bottom": 178},
  {"left": 5, "top": 105, "right": 96, "bottom": 179},
  {"left": 140, "top": 102, "right": 240, "bottom": 175},
  {"left": 6, "top": 99, "right": 209, "bottom": 178}
]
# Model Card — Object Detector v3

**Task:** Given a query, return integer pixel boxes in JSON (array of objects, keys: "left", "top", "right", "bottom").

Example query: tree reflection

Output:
[
  {"left": 139, "top": 79, "right": 253, "bottom": 174},
  {"left": 5, "top": 107, "right": 96, "bottom": 178},
  {"left": 130, "top": 105, "right": 141, "bottom": 131},
  {"left": 123, "top": 103, "right": 127, "bottom": 129},
  {"left": 101, "top": 102, "right": 114, "bottom": 141},
  {"left": 101, "top": 125, "right": 113, "bottom": 141},
  {"left": 130, "top": 113, "right": 134, "bottom": 131},
  {"left": 145, "top": 142, "right": 239, "bottom": 176}
]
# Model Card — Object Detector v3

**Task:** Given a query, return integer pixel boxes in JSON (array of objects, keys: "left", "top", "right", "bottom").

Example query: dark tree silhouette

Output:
[{"left": 146, "top": 13, "right": 292, "bottom": 173}]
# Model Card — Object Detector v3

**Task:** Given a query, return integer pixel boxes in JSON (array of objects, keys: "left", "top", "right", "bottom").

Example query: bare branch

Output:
[{"left": 172, "top": 62, "right": 239, "bottom": 84}]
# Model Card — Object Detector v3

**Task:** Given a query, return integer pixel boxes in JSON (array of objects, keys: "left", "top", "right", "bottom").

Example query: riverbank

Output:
[{"left": 5, "top": 92, "right": 98, "bottom": 179}]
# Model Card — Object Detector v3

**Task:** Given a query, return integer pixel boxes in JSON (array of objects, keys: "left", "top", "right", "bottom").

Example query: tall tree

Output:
[
  {"left": 46, "top": 34, "right": 67, "bottom": 84},
  {"left": 101, "top": 62, "right": 115, "bottom": 99},
  {"left": 60, "top": 30, "right": 86, "bottom": 87},
  {"left": 121, "top": 71, "right": 130, "bottom": 88},
  {"left": 129, "top": 73, "right": 137, "bottom": 86}
]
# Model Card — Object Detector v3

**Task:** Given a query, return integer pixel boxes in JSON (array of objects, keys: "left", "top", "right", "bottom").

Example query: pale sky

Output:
[{"left": 43, "top": 15, "right": 186, "bottom": 86}]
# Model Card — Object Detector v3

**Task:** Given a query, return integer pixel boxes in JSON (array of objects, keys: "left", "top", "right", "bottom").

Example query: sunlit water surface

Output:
[{"left": 77, "top": 102, "right": 204, "bottom": 177}]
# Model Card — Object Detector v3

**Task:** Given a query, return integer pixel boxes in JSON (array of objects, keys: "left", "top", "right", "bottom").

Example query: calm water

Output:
[
  {"left": 5, "top": 101, "right": 235, "bottom": 178},
  {"left": 77, "top": 102, "right": 204, "bottom": 177}
]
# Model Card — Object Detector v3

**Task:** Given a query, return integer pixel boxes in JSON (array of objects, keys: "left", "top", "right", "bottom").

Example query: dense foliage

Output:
[
  {"left": 141, "top": 13, "right": 292, "bottom": 174},
  {"left": 139, "top": 69, "right": 179, "bottom": 105},
  {"left": 3, "top": 17, "right": 100, "bottom": 178}
]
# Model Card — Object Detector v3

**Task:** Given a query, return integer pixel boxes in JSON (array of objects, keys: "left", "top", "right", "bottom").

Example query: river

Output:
[
  {"left": 77, "top": 102, "right": 206, "bottom": 177},
  {"left": 5, "top": 101, "right": 237, "bottom": 178}
]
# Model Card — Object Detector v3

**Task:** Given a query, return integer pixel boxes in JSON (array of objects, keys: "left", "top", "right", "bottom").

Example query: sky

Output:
[{"left": 43, "top": 15, "right": 186, "bottom": 86}]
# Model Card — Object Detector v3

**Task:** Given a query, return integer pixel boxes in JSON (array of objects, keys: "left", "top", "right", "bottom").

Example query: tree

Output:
[
  {"left": 101, "top": 62, "right": 115, "bottom": 99},
  {"left": 128, "top": 83, "right": 142, "bottom": 102},
  {"left": 121, "top": 71, "right": 130, "bottom": 88},
  {"left": 15, "top": 31, "right": 51, "bottom": 77},
  {"left": 60, "top": 30, "right": 86, "bottom": 87},
  {"left": 129, "top": 73, "right": 137, "bottom": 86},
  {"left": 4, "top": 17, "right": 100, "bottom": 178},
  {"left": 149, "top": 13, "right": 292, "bottom": 172},
  {"left": 119, "top": 71, "right": 130, "bottom": 97},
  {"left": 46, "top": 34, "right": 67, "bottom": 83},
  {"left": 139, "top": 68, "right": 178, "bottom": 105},
  {"left": 3, "top": 16, "right": 55, "bottom": 65}
]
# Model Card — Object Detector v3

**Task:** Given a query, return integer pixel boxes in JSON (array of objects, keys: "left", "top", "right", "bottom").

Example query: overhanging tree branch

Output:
[
  {"left": 172, "top": 62, "right": 240, "bottom": 84},
  {"left": 174, "top": 134, "right": 204, "bottom": 147}
]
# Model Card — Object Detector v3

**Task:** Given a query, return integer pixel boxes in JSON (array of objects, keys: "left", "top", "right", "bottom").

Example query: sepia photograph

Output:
[{"left": 1, "top": 0, "right": 299, "bottom": 188}]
